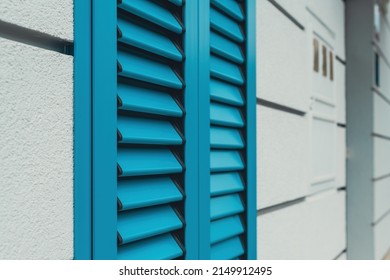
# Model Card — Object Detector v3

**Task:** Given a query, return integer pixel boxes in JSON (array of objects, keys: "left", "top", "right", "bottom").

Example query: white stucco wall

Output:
[
  {"left": 258, "top": 190, "right": 346, "bottom": 259},
  {"left": 256, "top": 0, "right": 346, "bottom": 259},
  {"left": 0, "top": 1, "right": 74, "bottom": 259},
  {"left": 0, "top": 0, "right": 73, "bottom": 41}
]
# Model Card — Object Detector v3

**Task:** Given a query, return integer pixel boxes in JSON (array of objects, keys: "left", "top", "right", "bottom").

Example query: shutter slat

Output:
[
  {"left": 118, "top": 116, "right": 183, "bottom": 145},
  {"left": 210, "top": 215, "right": 244, "bottom": 244},
  {"left": 211, "top": 126, "right": 244, "bottom": 149},
  {"left": 211, "top": 0, "right": 244, "bottom": 22},
  {"left": 211, "top": 32, "right": 244, "bottom": 64},
  {"left": 118, "top": 176, "right": 183, "bottom": 211},
  {"left": 210, "top": 194, "right": 244, "bottom": 220},
  {"left": 168, "top": 0, "right": 182, "bottom": 6},
  {"left": 118, "top": 0, "right": 183, "bottom": 34},
  {"left": 118, "top": 234, "right": 183, "bottom": 260},
  {"left": 210, "top": 150, "right": 244, "bottom": 172},
  {"left": 210, "top": 8, "right": 244, "bottom": 43},
  {"left": 118, "top": 18, "right": 183, "bottom": 61},
  {"left": 210, "top": 102, "right": 244, "bottom": 127},
  {"left": 210, "top": 79, "right": 244, "bottom": 106},
  {"left": 118, "top": 84, "right": 183, "bottom": 117},
  {"left": 118, "top": 50, "right": 183, "bottom": 89},
  {"left": 211, "top": 55, "right": 244, "bottom": 85},
  {"left": 210, "top": 172, "right": 244, "bottom": 196},
  {"left": 118, "top": 148, "right": 183, "bottom": 177},
  {"left": 118, "top": 205, "right": 183, "bottom": 244},
  {"left": 211, "top": 237, "right": 244, "bottom": 260}
]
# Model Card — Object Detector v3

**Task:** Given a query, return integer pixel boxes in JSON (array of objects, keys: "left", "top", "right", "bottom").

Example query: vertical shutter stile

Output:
[
  {"left": 209, "top": 0, "right": 248, "bottom": 260},
  {"left": 116, "top": 0, "right": 186, "bottom": 260}
]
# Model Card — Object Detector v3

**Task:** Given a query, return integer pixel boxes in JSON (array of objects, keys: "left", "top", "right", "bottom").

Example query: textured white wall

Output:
[
  {"left": 257, "top": 106, "right": 309, "bottom": 209},
  {"left": 256, "top": 0, "right": 346, "bottom": 259},
  {"left": 258, "top": 190, "right": 346, "bottom": 260},
  {"left": 0, "top": 0, "right": 73, "bottom": 40},
  {"left": 0, "top": 0, "right": 74, "bottom": 259},
  {"left": 0, "top": 38, "right": 73, "bottom": 259},
  {"left": 257, "top": 0, "right": 310, "bottom": 112}
]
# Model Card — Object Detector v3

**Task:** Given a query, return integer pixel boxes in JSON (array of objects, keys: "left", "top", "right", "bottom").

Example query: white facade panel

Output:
[
  {"left": 379, "top": 16, "right": 390, "bottom": 62},
  {"left": 0, "top": 38, "right": 73, "bottom": 259},
  {"left": 257, "top": 0, "right": 310, "bottom": 112},
  {"left": 374, "top": 92, "right": 390, "bottom": 137},
  {"left": 378, "top": 56, "right": 390, "bottom": 102},
  {"left": 374, "top": 212, "right": 390, "bottom": 259},
  {"left": 374, "top": 177, "right": 390, "bottom": 222},
  {"left": 257, "top": 190, "right": 346, "bottom": 260},
  {"left": 374, "top": 136, "right": 390, "bottom": 179},
  {"left": 310, "top": 116, "right": 337, "bottom": 192},
  {"left": 257, "top": 105, "right": 309, "bottom": 209}
]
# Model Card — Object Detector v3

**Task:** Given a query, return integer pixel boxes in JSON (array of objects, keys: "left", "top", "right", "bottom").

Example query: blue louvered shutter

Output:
[
  {"left": 90, "top": 0, "right": 255, "bottom": 260},
  {"left": 116, "top": 0, "right": 186, "bottom": 260},
  {"left": 209, "top": 0, "right": 250, "bottom": 260}
]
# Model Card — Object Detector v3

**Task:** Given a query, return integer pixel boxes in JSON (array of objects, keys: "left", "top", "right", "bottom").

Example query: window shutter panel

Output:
[
  {"left": 116, "top": 0, "right": 186, "bottom": 260},
  {"left": 209, "top": 0, "right": 250, "bottom": 260},
  {"left": 90, "top": 0, "right": 256, "bottom": 260}
]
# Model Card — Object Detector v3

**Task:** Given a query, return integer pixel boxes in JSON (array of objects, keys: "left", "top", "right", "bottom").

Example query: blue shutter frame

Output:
[
  {"left": 92, "top": 0, "right": 118, "bottom": 259},
  {"left": 74, "top": 0, "right": 92, "bottom": 260},
  {"left": 74, "top": 0, "right": 256, "bottom": 260},
  {"left": 245, "top": 0, "right": 257, "bottom": 260}
]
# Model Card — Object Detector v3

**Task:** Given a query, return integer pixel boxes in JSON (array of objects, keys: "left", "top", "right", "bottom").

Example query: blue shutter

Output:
[
  {"left": 116, "top": 0, "right": 186, "bottom": 260},
  {"left": 209, "top": 0, "right": 252, "bottom": 260},
  {"left": 87, "top": 0, "right": 256, "bottom": 260}
]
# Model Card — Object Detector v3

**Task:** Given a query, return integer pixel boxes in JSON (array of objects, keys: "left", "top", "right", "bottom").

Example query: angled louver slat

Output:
[
  {"left": 118, "top": 0, "right": 183, "bottom": 34},
  {"left": 211, "top": 0, "right": 244, "bottom": 22},
  {"left": 210, "top": 102, "right": 244, "bottom": 127},
  {"left": 118, "top": 18, "right": 183, "bottom": 61},
  {"left": 210, "top": 194, "right": 245, "bottom": 220},
  {"left": 210, "top": 55, "right": 244, "bottom": 85},
  {"left": 118, "top": 51, "right": 183, "bottom": 89},
  {"left": 210, "top": 126, "right": 244, "bottom": 149},
  {"left": 118, "top": 176, "right": 183, "bottom": 211},
  {"left": 118, "top": 205, "right": 183, "bottom": 244},
  {"left": 118, "top": 116, "right": 183, "bottom": 145},
  {"left": 118, "top": 84, "right": 183, "bottom": 117},
  {"left": 210, "top": 172, "right": 244, "bottom": 196},
  {"left": 210, "top": 8, "right": 244, "bottom": 43},
  {"left": 210, "top": 215, "right": 244, "bottom": 244},
  {"left": 118, "top": 148, "right": 183, "bottom": 177},
  {"left": 168, "top": 0, "right": 183, "bottom": 6},
  {"left": 211, "top": 32, "right": 244, "bottom": 64},
  {"left": 210, "top": 79, "right": 244, "bottom": 106},
  {"left": 210, "top": 150, "right": 244, "bottom": 172},
  {"left": 117, "top": 234, "right": 183, "bottom": 260},
  {"left": 211, "top": 236, "right": 244, "bottom": 260}
]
